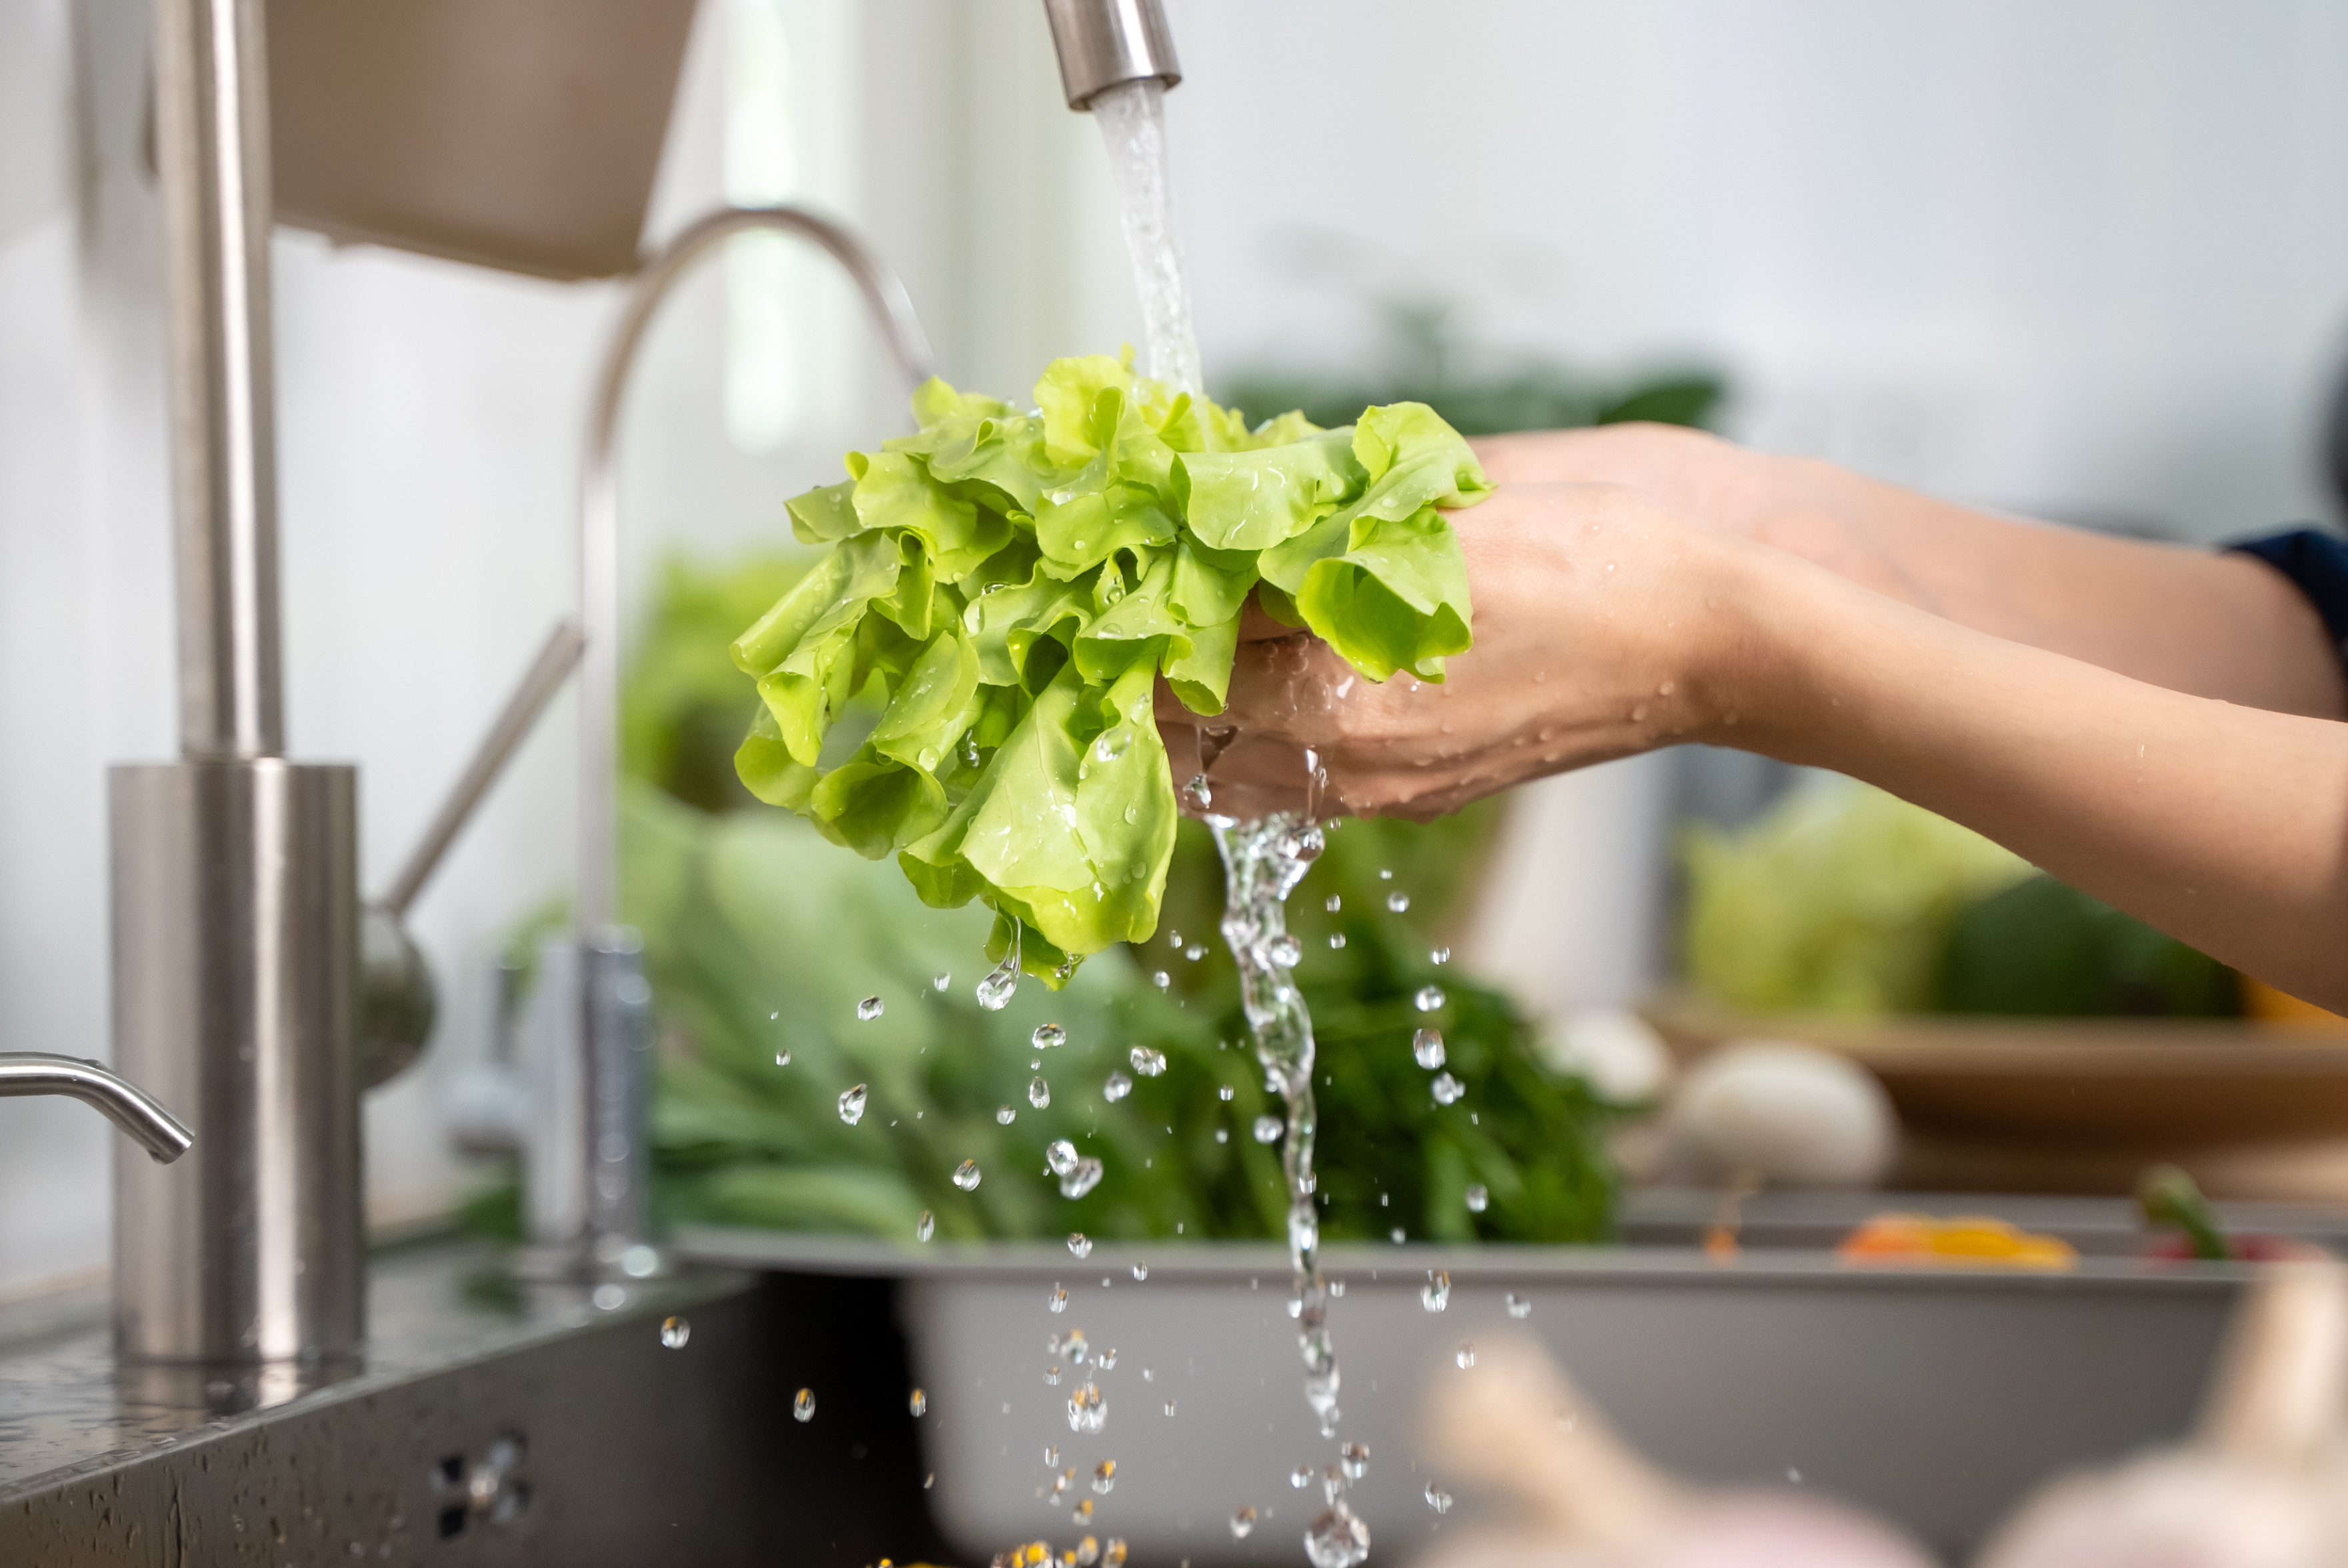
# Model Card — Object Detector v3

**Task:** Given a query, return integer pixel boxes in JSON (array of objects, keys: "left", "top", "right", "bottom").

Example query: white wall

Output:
[{"left": 9, "top": 0, "right": 2348, "bottom": 1291}]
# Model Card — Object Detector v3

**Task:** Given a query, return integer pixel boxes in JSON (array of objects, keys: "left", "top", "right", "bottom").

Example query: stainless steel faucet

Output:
[
  {"left": 0, "top": 1056, "right": 193, "bottom": 1166},
  {"left": 1042, "top": 0, "right": 1182, "bottom": 109},
  {"left": 547, "top": 205, "right": 933, "bottom": 1277}
]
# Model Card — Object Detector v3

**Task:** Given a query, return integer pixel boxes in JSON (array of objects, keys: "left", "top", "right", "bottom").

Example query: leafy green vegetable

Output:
[
  {"left": 729, "top": 351, "right": 1490, "bottom": 985},
  {"left": 1680, "top": 776, "right": 2031, "bottom": 1017},
  {"left": 1935, "top": 874, "right": 2239, "bottom": 1017}
]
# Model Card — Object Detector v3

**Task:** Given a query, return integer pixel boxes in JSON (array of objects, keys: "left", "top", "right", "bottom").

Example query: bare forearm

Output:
[
  {"left": 1476, "top": 426, "right": 2348, "bottom": 719},
  {"left": 1707, "top": 541, "right": 2348, "bottom": 1007}
]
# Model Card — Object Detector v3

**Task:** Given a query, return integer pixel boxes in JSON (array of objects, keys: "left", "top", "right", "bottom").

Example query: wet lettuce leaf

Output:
[{"left": 732, "top": 351, "right": 1488, "bottom": 984}]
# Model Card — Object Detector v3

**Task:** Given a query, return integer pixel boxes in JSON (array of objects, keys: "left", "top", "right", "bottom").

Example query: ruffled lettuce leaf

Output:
[{"left": 732, "top": 354, "right": 1488, "bottom": 983}]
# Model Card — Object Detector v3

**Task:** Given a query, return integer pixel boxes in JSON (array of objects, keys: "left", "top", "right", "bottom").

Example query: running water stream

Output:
[{"left": 1094, "top": 81, "right": 1373, "bottom": 1568}]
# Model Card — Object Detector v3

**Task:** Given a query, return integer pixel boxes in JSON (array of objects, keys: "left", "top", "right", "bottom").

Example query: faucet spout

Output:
[
  {"left": 1042, "top": 0, "right": 1181, "bottom": 110},
  {"left": 0, "top": 1054, "right": 195, "bottom": 1164}
]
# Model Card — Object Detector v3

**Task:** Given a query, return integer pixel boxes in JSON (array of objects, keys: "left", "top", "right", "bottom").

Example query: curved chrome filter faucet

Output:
[
  {"left": 552, "top": 205, "right": 934, "bottom": 1276},
  {"left": 0, "top": 1055, "right": 193, "bottom": 1165}
]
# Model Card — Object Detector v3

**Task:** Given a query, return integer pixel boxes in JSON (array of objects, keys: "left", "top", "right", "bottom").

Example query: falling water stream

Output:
[{"left": 1093, "top": 79, "right": 1374, "bottom": 1568}]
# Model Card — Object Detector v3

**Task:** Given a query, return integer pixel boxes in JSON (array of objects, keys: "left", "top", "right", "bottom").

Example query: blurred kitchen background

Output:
[{"left": 9, "top": 0, "right": 2348, "bottom": 1296}]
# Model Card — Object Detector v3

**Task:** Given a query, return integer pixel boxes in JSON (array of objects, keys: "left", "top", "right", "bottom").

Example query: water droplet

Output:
[
  {"left": 917, "top": 1210, "right": 935, "bottom": 1242},
  {"left": 1788, "top": 1467, "right": 1804, "bottom": 1483},
  {"left": 909, "top": 1387, "right": 928, "bottom": 1417},
  {"left": 1151, "top": 970, "right": 1170, "bottom": 991},
  {"left": 1129, "top": 1047, "right": 1166, "bottom": 1077},
  {"left": 1305, "top": 1501, "right": 1372, "bottom": 1567},
  {"left": 774, "top": 1051, "right": 791, "bottom": 1067},
  {"left": 1066, "top": 1379, "right": 1107, "bottom": 1434},
  {"left": 1044, "top": 1445, "right": 1060, "bottom": 1467},
  {"left": 1252, "top": 1114, "right": 1284, "bottom": 1143},
  {"left": 952, "top": 1159, "right": 982, "bottom": 1191},
  {"left": 1060, "top": 1157, "right": 1104, "bottom": 1199},
  {"left": 1180, "top": 773, "right": 1213, "bottom": 813},
  {"left": 1132, "top": 1262, "right": 1148, "bottom": 1281},
  {"left": 660, "top": 1315, "right": 690, "bottom": 1349},
  {"left": 856, "top": 995, "right": 885, "bottom": 1022},
  {"left": 1290, "top": 1464, "right": 1313, "bottom": 1489},
  {"left": 1048, "top": 1283, "right": 1068, "bottom": 1313},
  {"left": 1328, "top": 933, "right": 1346, "bottom": 949},
  {"left": 1102, "top": 1071, "right": 1132, "bottom": 1102},
  {"left": 1218, "top": 1084, "right": 1235, "bottom": 1101},
  {"left": 1421, "top": 1270, "right": 1450, "bottom": 1313},
  {"left": 1092, "top": 1459, "right": 1116, "bottom": 1494},
  {"left": 1046, "top": 1139, "right": 1080, "bottom": 1177},
  {"left": 1033, "top": 1023, "right": 1068, "bottom": 1050},
  {"left": 1098, "top": 1346, "right": 1118, "bottom": 1369},
  {"left": 1266, "top": 933, "right": 1302, "bottom": 967},
  {"left": 1029, "top": 1077, "right": 1051, "bottom": 1109},
  {"left": 592, "top": 1282, "right": 625, "bottom": 1310},
  {"left": 1340, "top": 1441, "right": 1369, "bottom": 1480},
  {"left": 1456, "top": 1341, "right": 1476, "bottom": 1369},
  {"left": 838, "top": 1085, "right": 867, "bottom": 1125},
  {"left": 997, "top": 1104, "right": 1017, "bottom": 1125},
  {"left": 1430, "top": 1072, "right": 1464, "bottom": 1105},
  {"left": 1104, "top": 1539, "right": 1127, "bottom": 1565},
  {"left": 1505, "top": 1291, "right": 1531, "bottom": 1319},
  {"left": 1229, "top": 1506, "right": 1257, "bottom": 1540},
  {"left": 1465, "top": 1183, "right": 1489, "bottom": 1213},
  {"left": 1184, "top": 944, "right": 1206, "bottom": 961},
  {"left": 1068, "top": 1233, "right": 1092, "bottom": 1259},
  {"left": 1044, "top": 1364, "right": 1064, "bottom": 1386},
  {"left": 1412, "top": 1028, "right": 1446, "bottom": 1069},
  {"left": 1386, "top": 891, "right": 1410, "bottom": 913},
  {"left": 934, "top": 971, "right": 952, "bottom": 991},
  {"left": 1214, "top": 1127, "right": 1229, "bottom": 1144},
  {"left": 1430, "top": 945, "right": 1451, "bottom": 965},
  {"left": 793, "top": 1387, "right": 816, "bottom": 1422},
  {"left": 1424, "top": 1482, "right": 1452, "bottom": 1515},
  {"left": 1378, "top": 867, "right": 1394, "bottom": 880},
  {"left": 1324, "top": 895, "right": 1342, "bottom": 913},
  {"left": 1093, "top": 729, "right": 1131, "bottom": 763},
  {"left": 976, "top": 949, "right": 1020, "bottom": 1011},
  {"left": 1390, "top": 1226, "right": 1406, "bottom": 1243},
  {"left": 1414, "top": 985, "right": 1446, "bottom": 1012},
  {"left": 1164, "top": 1399, "right": 1177, "bottom": 1415}
]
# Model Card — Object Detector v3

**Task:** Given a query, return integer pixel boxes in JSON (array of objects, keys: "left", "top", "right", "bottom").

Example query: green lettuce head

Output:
[{"left": 731, "top": 350, "right": 1488, "bottom": 985}]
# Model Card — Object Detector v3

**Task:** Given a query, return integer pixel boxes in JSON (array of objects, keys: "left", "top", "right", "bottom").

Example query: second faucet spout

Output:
[{"left": 0, "top": 1054, "right": 195, "bottom": 1164}]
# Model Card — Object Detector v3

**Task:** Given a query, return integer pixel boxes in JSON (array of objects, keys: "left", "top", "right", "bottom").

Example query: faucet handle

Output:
[{"left": 0, "top": 1053, "right": 193, "bottom": 1163}]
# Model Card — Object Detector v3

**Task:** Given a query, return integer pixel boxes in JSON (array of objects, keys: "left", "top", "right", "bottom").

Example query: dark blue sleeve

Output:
[{"left": 2227, "top": 529, "right": 2348, "bottom": 666}]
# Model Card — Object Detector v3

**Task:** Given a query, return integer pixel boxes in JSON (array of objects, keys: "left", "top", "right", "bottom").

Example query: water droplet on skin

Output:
[
  {"left": 1414, "top": 985, "right": 1446, "bottom": 1012},
  {"left": 1129, "top": 1047, "right": 1167, "bottom": 1077},
  {"left": 660, "top": 1315, "right": 690, "bottom": 1349},
  {"left": 1048, "top": 1283, "right": 1068, "bottom": 1313},
  {"left": 1229, "top": 1507, "right": 1257, "bottom": 1540},
  {"left": 1424, "top": 1483, "right": 1452, "bottom": 1514},
  {"left": 1033, "top": 1023, "right": 1068, "bottom": 1050},
  {"left": 909, "top": 1387, "right": 928, "bottom": 1417},
  {"left": 856, "top": 995, "right": 884, "bottom": 1022},
  {"left": 1412, "top": 1028, "right": 1446, "bottom": 1069},
  {"left": 838, "top": 1085, "right": 868, "bottom": 1125},
  {"left": 1325, "top": 895, "right": 1342, "bottom": 913},
  {"left": 1631, "top": 704, "right": 1648, "bottom": 721},
  {"left": 1506, "top": 1291, "right": 1531, "bottom": 1319},
  {"left": 1132, "top": 1262, "right": 1148, "bottom": 1281},
  {"left": 934, "top": 971, "right": 951, "bottom": 991},
  {"left": 1422, "top": 1270, "right": 1450, "bottom": 1312},
  {"left": 1068, "top": 1233, "right": 1092, "bottom": 1259},
  {"left": 774, "top": 1051, "right": 791, "bottom": 1067},
  {"left": 1030, "top": 1076, "right": 1052, "bottom": 1109},
  {"left": 1253, "top": 1115, "right": 1284, "bottom": 1143},
  {"left": 1328, "top": 933, "right": 1346, "bottom": 949},
  {"left": 1456, "top": 1342, "right": 1476, "bottom": 1369},
  {"left": 917, "top": 1210, "right": 935, "bottom": 1242},
  {"left": 1386, "top": 891, "right": 1410, "bottom": 913},
  {"left": 793, "top": 1387, "right": 816, "bottom": 1422},
  {"left": 1431, "top": 1072, "right": 1464, "bottom": 1105},
  {"left": 952, "top": 1159, "right": 982, "bottom": 1191},
  {"left": 1465, "top": 1183, "right": 1489, "bottom": 1213},
  {"left": 1430, "top": 945, "right": 1450, "bottom": 965},
  {"left": 997, "top": 1104, "right": 1017, "bottom": 1124},
  {"left": 1046, "top": 1139, "right": 1080, "bottom": 1177},
  {"left": 1102, "top": 1071, "right": 1132, "bottom": 1102}
]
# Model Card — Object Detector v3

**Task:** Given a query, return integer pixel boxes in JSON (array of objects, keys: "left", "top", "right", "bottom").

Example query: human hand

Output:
[{"left": 1155, "top": 483, "right": 1746, "bottom": 820}]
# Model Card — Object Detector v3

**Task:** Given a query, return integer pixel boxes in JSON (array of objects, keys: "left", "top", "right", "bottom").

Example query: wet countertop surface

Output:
[{"left": 0, "top": 1241, "right": 752, "bottom": 1501}]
